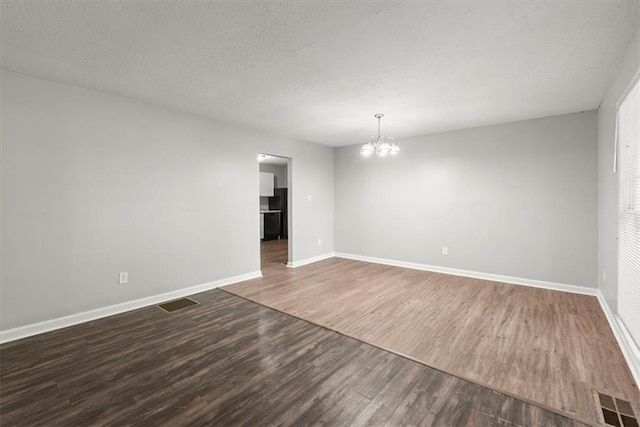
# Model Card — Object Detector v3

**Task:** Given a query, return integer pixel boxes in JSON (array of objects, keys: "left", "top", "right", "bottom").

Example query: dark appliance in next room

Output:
[
  {"left": 268, "top": 188, "right": 288, "bottom": 239},
  {"left": 263, "top": 212, "right": 280, "bottom": 241}
]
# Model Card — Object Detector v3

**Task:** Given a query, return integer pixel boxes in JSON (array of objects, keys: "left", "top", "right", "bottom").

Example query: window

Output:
[{"left": 616, "top": 74, "right": 640, "bottom": 349}]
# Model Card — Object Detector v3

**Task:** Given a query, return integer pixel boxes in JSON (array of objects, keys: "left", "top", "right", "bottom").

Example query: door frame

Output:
[{"left": 257, "top": 153, "right": 292, "bottom": 268}]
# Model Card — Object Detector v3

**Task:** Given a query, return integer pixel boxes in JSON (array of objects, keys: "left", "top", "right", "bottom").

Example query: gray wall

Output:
[
  {"left": 1, "top": 70, "right": 334, "bottom": 330},
  {"left": 259, "top": 164, "right": 287, "bottom": 189},
  {"left": 598, "top": 30, "right": 640, "bottom": 310},
  {"left": 335, "top": 111, "right": 598, "bottom": 287}
]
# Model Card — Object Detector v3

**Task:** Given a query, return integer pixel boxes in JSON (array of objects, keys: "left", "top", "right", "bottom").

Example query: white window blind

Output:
[{"left": 616, "top": 74, "right": 640, "bottom": 349}]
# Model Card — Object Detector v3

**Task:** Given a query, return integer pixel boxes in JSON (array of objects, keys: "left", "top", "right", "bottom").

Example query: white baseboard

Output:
[
  {"left": 0, "top": 270, "right": 263, "bottom": 344},
  {"left": 334, "top": 252, "right": 598, "bottom": 296},
  {"left": 287, "top": 252, "right": 335, "bottom": 268},
  {"left": 596, "top": 291, "right": 640, "bottom": 387}
]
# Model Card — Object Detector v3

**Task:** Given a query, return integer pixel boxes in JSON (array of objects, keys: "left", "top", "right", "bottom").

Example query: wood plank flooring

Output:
[
  {"left": 225, "top": 241, "right": 640, "bottom": 425},
  {"left": 0, "top": 289, "right": 581, "bottom": 426},
  {"left": 261, "top": 238, "right": 289, "bottom": 271}
]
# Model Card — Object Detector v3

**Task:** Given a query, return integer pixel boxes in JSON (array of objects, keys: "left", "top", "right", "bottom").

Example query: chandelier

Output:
[{"left": 360, "top": 113, "right": 399, "bottom": 157}]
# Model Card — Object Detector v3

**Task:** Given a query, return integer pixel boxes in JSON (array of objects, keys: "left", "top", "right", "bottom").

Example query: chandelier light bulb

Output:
[
  {"left": 391, "top": 141, "right": 400, "bottom": 155},
  {"left": 361, "top": 142, "right": 374, "bottom": 156}
]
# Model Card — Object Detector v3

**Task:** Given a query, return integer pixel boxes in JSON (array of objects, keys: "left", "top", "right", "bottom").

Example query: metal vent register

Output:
[
  {"left": 593, "top": 390, "right": 639, "bottom": 427},
  {"left": 157, "top": 298, "right": 198, "bottom": 313}
]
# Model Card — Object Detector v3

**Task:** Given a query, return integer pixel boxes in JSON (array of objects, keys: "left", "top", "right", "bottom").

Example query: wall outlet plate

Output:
[
  {"left": 442, "top": 247, "right": 448, "bottom": 255},
  {"left": 119, "top": 272, "right": 128, "bottom": 285}
]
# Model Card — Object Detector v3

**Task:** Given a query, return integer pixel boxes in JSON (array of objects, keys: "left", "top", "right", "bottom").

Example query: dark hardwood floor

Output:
[{"left": 0, "top": 286, "right": 582, "bottom": 426}]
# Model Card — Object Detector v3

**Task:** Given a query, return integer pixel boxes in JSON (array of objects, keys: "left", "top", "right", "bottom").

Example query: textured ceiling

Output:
[{"left": 2, "top": 1, "right": 638, "bottom": 147}]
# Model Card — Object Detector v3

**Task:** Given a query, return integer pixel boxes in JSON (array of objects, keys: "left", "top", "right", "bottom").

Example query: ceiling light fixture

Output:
[{"left": 360, "top": 113, "right": 399, "bottom": 157}]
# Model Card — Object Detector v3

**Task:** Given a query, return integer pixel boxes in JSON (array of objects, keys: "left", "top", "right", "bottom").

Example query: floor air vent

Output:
[
  {"left": 593, "top": 390, "right": 639, "bottom": 426},
  {"left": 157, "top": 298, "right": 198, "bottom": 313}
]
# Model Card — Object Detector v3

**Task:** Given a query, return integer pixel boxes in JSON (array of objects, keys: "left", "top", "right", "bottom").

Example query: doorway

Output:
[{"left": 258, "top": 153, "right": 290, "bottom": 272}]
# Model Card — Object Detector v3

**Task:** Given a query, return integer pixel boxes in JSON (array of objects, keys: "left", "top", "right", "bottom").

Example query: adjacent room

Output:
[{"left": 1, "top": 1, "right": 639, "bottom": 426}]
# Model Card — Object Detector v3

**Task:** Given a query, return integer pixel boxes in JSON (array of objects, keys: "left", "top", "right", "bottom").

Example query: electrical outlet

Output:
[
  {"left": 308, "top": 194, "right": 312, "bottom": 202},
  {"left": 602, "top": 269, "right": 606, "bottom": 282},
  {"left": 118, "top": 272, "right": 128, "bottom": 285},
  {"left": 318, "top": 238, "right": 322, "bottom": 246},
  {"left": 442, "top": 246, "right": 448, "bottom": 255}
]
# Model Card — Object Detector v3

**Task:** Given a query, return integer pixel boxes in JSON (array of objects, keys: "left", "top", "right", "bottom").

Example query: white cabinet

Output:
[{"left": 259, "top": 172, "right": 274, "bottom": 197}]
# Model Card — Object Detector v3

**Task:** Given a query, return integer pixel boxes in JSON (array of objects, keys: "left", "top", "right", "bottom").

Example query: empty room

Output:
[{"left": 1, "top": 1, "right": 639, "bottom": 426}]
